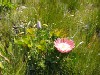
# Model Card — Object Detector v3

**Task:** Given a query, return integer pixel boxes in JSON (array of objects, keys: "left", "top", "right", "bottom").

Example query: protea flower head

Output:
[{"left": 54, "top": 38, "right": 75, "bottom": 53}]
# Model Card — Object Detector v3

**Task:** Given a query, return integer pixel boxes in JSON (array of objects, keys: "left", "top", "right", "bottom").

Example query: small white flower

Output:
[{"left": 36, "top": 21, "right": 42, "bottom": 29}]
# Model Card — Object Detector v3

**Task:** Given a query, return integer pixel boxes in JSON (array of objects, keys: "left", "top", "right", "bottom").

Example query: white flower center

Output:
[{"left": 58, "top": 43, "right": 71, "bottom": 51}]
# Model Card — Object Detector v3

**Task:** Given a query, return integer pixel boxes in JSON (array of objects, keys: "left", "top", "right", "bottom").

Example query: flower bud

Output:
[{"left": 36, "top": 21, "right": 42, "bottom": 29}]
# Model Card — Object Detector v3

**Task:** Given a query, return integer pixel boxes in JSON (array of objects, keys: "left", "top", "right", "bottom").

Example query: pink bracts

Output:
[{"left": 54, "top": 38, "right": 75, "bottom": 53}]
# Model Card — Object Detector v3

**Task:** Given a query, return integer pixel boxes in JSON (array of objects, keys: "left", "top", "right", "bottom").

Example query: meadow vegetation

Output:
[{"left": 0, "top": 0, "right": 100, "bottom": 75}]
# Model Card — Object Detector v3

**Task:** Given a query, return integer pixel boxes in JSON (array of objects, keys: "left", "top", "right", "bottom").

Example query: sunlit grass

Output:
[{"left": 0, "top": 0, "right": 100, "bottom": 75}]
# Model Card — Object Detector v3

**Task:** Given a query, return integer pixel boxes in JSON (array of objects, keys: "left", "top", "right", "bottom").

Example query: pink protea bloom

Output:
[{"left": 54, "top": 38, "right": 75, "bottom": 53}]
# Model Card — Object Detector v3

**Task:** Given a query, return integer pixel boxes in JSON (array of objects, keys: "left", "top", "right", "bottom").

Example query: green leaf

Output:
[
  {"left": 0, "top": 62, "right": 4, "bottom": 69},
  {"left": 14, "top": 38, "right": 24, "bottom": 45},
  {"left": 7, "top": 42, "right": 13, "bottom": 55}
]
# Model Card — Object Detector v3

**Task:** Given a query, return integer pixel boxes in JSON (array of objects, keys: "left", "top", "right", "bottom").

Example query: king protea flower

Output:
[{"left": 54, "top": 38, "right": 75, "bottom": 53}]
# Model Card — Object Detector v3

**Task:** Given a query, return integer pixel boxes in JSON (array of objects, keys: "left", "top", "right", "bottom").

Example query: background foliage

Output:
[{"left": 0, "top": 0, "right": 100, "bottom": 75}]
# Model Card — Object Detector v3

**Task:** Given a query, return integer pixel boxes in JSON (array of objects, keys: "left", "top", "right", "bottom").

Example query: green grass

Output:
[{"left": 0, "top": 0, "right": 100, "bottom": 75}]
